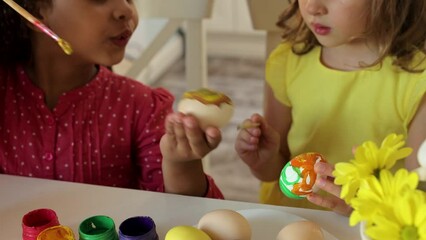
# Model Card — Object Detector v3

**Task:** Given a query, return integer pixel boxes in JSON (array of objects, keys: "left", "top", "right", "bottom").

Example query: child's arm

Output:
[
  {"left": 160, "top": 112, "right": 222, "bottom": 197},
  {"left": 234, "top": 84, "right": 291, "bottom": 181},
  {"left": 263, "top": 83, "right": 292, "bottom": 172},
  {"left": 406, "top": 94, "right": 426, "bottom": 170}
]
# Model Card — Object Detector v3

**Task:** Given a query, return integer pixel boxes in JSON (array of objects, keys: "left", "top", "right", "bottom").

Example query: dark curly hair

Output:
[
  {"left": 0, "top": 0, "right": 51, "bottom": 65},
  {"left": 277, "top": 0, "right": 426, "bottom": 72}
]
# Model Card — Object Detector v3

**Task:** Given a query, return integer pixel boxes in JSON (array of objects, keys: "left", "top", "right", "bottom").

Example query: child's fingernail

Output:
[{"left": 315, "top": 162, "right": 325, "bottom": 172}]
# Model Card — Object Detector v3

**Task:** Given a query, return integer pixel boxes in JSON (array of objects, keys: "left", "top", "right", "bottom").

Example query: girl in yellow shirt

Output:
[{"left": 235, "top": 0, "right": 426, "bottom": 215}]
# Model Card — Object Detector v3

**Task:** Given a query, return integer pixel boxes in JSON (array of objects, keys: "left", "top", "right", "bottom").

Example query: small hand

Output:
[
  {"left": 160, "top": 112, "right": 221, "bottom": 162},
  {"left": 234, "top": 114, "right": 280, "bottom": 179},
  {"left": 307, "top": 161, "right": 353, "bottom": 216}
]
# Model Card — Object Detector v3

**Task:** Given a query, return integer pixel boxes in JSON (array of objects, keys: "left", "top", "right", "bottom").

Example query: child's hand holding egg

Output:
[
  {"left": 177, "top": 88, "right": 234, "bottom": 130},
  {"left": 279, "top": 152, "right": 327, "bottom": 199}
]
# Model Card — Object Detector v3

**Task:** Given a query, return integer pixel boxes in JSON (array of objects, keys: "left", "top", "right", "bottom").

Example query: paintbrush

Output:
[{"left": 3, "top": 0, "right": 73, "bottom": 55}]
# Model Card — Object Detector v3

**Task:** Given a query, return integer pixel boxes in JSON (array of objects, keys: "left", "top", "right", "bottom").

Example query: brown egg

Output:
[
  {"left": 276, "top": 221, "right": 324, "bottom": 240},
  {"left": 197, "top": 209, "right": 251, "bottom": 240}
]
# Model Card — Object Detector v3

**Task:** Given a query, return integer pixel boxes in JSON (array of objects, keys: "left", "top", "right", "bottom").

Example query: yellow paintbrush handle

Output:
[
  {"left": 3, "top": 0, "right": 38, "bottom": 24},
  {"left": 2, "top": 0, "right": 73, "bottom": 55}
]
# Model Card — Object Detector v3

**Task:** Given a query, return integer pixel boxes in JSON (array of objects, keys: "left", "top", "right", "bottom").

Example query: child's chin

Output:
[
  {"left": 99, "top": 57, "right": 124, "bottom": 68},
  {"left": 101, "top": 50, "right": 126, "bottom": 65}
]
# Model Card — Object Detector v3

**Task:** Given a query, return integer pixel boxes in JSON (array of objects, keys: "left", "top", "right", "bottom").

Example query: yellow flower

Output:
[
  {"left": 376, "top": 134, "right": 414, "bottom": 169},
  {"left": 333, "top": 133, "right": 412, "bottom": 203},
  {"left": 364, "top": 190, "right": 426, "bottom": 240},
  {"left": 334, "top": 161, "right": 370, "bottom": 203},
  {"left": 349, "top": 169, "right": 419, "bottom": 226}
]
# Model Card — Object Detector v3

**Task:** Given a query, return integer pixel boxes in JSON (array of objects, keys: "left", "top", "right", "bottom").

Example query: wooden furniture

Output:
[
  {"left": 129, "top": 0, "right": 214, "bottom": 90},
  {"left": 0, "top": 174, "right": 360, "bottom": 240},
  {"left": 247, "top": 0, "right": 289, "bottom": 57}
]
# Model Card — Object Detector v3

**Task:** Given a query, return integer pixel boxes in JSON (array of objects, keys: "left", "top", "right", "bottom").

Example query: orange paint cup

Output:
[{"left": 36, "top": 225, "right": 75, "bottom": 240}]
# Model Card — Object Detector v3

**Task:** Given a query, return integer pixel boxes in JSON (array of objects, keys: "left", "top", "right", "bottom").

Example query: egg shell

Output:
[
  {"left": 177, "top": 98, "right": 234, "bottom": 130},
  {"left": 279, "top": 152, "right": 327, "bottom": 199},
  {"left": 197, "top": 209, "right": 251, "bottom": 240},
  {"left": 165, "top": 225, "right": 211, "bottom": 240},
  {"left": 414, "top": 167, "right": 426, "bottom": 181},
  {"left": 276, "top": 221, "right": 324, "bottom": 240},
  {"left": 418, "top": 139, "right": 426, "bottom": 167}
]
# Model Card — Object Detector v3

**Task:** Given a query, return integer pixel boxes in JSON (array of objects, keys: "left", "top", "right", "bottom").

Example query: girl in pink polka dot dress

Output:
[{"left": 0, "top": 0, "right": 223, "bottom": 199}]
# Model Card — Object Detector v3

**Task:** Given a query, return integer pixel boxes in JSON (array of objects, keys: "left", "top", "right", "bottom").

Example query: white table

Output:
[{"left": 0, "top": 174, "right": 359, "bottom": 239}]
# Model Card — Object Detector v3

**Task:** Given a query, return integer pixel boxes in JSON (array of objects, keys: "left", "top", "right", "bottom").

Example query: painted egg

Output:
[
  {"left": 197, "top": 209, "right": 251, "bottom": 240},
  {"left": 276, "top": 221, "right": 324, "bottom": 240},
  {"left": 279, "top": 152, "right": 327, "bottom": 199},
  {"left": 177, "top": 88, "right": 234, "bottom": 130},
  {"left": 165, "top": 225, "right": 211, "bottom": 240}
]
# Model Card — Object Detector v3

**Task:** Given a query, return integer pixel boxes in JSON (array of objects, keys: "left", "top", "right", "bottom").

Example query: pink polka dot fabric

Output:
[{"left": 0, "top": 65, "right": 223, "bottom": 199}]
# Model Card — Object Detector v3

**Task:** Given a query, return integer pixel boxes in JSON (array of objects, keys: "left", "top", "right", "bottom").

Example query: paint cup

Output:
[
  {"left": 79, "top": 215, "right": 118, "bottom": 240},
  {"left": 118, "top": 216, "right": 159, "bottom": 240},
  {"left": 22, "top": 208, "right": 60, "bottom": 240},
  {"left": 36, "top": 225, "right": 75, "bottom": 240}
]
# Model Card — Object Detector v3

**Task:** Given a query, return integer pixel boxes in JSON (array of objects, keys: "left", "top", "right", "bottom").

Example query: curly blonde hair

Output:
[{"left": 277, "top": 0, "right": 426, "bottom": 72}]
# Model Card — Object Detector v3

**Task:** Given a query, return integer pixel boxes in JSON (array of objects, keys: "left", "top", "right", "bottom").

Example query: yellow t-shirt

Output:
[{"left": 261, "top": 43, "right": 426, "bottom": 209}]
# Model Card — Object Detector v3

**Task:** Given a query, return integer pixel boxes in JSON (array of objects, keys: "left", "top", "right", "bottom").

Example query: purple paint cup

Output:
[
  {"left": 118, "top": 216, "right": 158, "bottom": 240},
  {"left": 22, "top": 208, "right": 60, "bottom": 240}
]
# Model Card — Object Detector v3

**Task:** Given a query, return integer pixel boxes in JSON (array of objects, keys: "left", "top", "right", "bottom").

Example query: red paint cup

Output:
[{"left": 22, "top": 208, "right": 60, "bottom": 240}]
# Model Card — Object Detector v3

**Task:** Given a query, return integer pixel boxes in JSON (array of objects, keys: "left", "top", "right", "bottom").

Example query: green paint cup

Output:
[{"left": 79, "top": 215, "right": 118, "bottom": 240}]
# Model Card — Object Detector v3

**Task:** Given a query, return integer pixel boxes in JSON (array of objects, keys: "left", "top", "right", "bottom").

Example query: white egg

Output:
[
  {"left": 276, "top": 221, "right": 324, "bottom": 240},
  {"left": 197, "top": 209, "right": 251, "bottom": 240},
  {"left": 177, "top": 88, "right": 234, "bottom": 130},
  {"left": 414, "top": 140, "right": 426, "bottom": 181},
  {"left": 418, "top": 139, "right": 426, "bottom": 167},
  {"left": 414, "top": 167, "right": 426, "bottom": 181}
]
